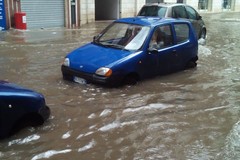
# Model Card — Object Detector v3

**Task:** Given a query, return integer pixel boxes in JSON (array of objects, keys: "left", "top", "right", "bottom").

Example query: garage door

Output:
[{"left": 21, "top": 0, "right": 64, "bottom": 29}]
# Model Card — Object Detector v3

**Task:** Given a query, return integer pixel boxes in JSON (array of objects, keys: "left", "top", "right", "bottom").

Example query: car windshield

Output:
[
  {"left": 138, "top": 6, "right": 167, "bottom": 17},
  {"left": 95, "top": 22, "right": 150, "bottom": 51}
]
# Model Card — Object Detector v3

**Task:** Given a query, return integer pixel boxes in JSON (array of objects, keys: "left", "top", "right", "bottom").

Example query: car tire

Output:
[
  {"left": 186, "top": 56, "right": 198, "bottom": 69},
  {"left": 62, "top": 73, "right": 72, "bottom": 81},
  {"left": 123, "top": 74, "right": 138, "bottom": 86},
  {"left": 10, "top": 113, "right": 44, "bottom": 136},
  {"left": 200, "top": 28, "right": 206, "bottom": 39},
  {"left": 186, "top": 60, "right": 197, "bottom": 69}
]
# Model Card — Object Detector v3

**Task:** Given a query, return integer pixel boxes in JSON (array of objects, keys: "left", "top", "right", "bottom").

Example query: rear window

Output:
[
  {"left": 138, "top": 6, "right": 167, "bottom": 17},
  {"left": 174, "top": 23, "right": 189, "bottom": 44}
]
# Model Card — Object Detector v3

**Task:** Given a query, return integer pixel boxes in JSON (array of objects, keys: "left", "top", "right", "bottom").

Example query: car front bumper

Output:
[
  {"left": 39, "top": 105, "right": 50, "bottom": 121},
  {"left": 61, "top": 65, "right": 121, "bottom": 86}
]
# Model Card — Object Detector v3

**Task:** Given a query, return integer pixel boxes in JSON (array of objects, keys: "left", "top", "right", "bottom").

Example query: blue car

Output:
[
  {"left": 61, "top": 17, "right": 198, "bottom": 86},
  {"left": 0, "top": 81, "right": 50, "bottom": 139}
]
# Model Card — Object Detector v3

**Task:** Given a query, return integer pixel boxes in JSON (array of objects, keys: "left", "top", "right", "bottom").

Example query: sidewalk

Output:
[
  {"left": 0, "top": 21, "right": 110, "bottom": 45},
  {"left": 0, "top": 28, "right": 70, "bottom": 44}
]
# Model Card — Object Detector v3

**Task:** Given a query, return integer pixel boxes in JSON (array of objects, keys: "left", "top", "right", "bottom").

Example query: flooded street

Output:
[{"left": 0, "top": 12, "right": 240, "bottom": 160}]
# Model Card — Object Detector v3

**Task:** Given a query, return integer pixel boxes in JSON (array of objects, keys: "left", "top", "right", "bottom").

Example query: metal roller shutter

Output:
[{"left": 21, "top": 0, "right": 64, "bottom": 29}]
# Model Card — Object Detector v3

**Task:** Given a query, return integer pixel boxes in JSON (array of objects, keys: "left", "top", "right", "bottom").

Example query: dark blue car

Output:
[
  {"left": 0, "top": 81, "right": 50, "bottom": 139},
  {"left": 61, "top": 17, "right": 198, "bottom": 86}
]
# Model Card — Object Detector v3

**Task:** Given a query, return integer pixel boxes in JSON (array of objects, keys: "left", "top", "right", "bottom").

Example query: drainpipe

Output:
[
  {"left": 135, "top": 0, "right": 137, "bottom": 16},
  {"left": 6, "top": 0, "right": 11, "bottom": 29},
  {"left": 86, "top": 0, "right": 88, "bottom": 23},
  {"left": 119, "top": 0, "right": 122, "bottom": 19},
  {"left": 69, "top": 0, "right": 72, "bottom": 28},
  {"left": 79, "top": 0, "right": 81, "bottom": 26}
]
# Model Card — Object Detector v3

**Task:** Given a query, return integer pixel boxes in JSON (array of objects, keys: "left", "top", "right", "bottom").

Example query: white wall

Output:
[
  {"left": 80, "top": 0, "right": 95, "bottom": 25},
  {"left": 211, "top": 0, "right": 223, "bottom": 12},
  {"left": 234, "top": 0, "right": 240, "bottom": 11},
  {"left": 121, "top": 0, "right": 145, "bottom": 18},
  {"left": 186, "top": 0, "right": 198, "bottom": 9}
]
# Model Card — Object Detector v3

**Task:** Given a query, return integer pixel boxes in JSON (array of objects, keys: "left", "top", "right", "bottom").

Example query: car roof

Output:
[
  {"left": 142, "top": 3, "right": 187, "bottom": 8},
  {"left": 115, "top": 16, "right": 189, "bottom": 27}
]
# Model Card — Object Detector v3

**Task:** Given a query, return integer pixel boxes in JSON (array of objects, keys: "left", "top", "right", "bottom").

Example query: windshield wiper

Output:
[
  {"left": 103, "top": 43, "right": 124, "bottom": 49},
  {"left": 94, "top": 41, "right": 130, "bottom": 51}
]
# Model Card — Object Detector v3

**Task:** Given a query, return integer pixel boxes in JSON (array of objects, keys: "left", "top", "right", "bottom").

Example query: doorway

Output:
[{"left": 95, "top": 0, "right": 120, "bottom": 20}]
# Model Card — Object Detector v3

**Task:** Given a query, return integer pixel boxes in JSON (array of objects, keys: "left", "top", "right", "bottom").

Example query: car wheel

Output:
[
  {"left": 200, "top": 28, "right": 206, "bottom": 39},
  {"left": 123, "top": 74, "right": 138, "bottom": 86},
  {"left": 186, "top": 60, "right": 197, "bottom": 69},
  {"left": 10, "top": 113, "right": 44, "bottom": 136},
  {"left": 187, "top": 61, "right": 197, "bottom": 68},
  {"left": 186, "top": 56, "right": 198, "bottom": 69},
  {"left": 62, "top": 73, "right": 72, "bottom": 81}
]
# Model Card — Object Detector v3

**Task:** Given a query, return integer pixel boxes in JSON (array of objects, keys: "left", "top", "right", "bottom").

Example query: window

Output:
[
  {"left": 97, "top": 22, "right": 150, "bottom": 51},
  {"left": 157, "top": 7, "right": 167, "bottom": 17},
  {"left": 185, "top": 6, "right": 197, "bottom": 20},
  {"left": 223, "top": 0, "right": 231, "bottom": 9},
  {"left": 138, "top": 6, "right": 167, "bottom": 18},
  {"left": 198, "top": 0, "right": 208, "bottom": 10},
  {"left": 174, "top": 23, "right": 189, "bottom": 44},
  {"left": 177, "top": 0, "right": 184, "bottom": 3},
  {"left": 172, "top": 6, "right": 188, "bottom": 19},
  {"left": 149, "top": 25, "right": 173, "bottom": 49},
  {"left": 139, "top": 6, "right": 159, "bottom": 16}
]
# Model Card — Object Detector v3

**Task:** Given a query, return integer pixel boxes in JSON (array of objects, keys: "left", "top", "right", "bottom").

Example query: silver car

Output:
[{"left": 138, "top": 3, "right": 207, "bottom": 39}]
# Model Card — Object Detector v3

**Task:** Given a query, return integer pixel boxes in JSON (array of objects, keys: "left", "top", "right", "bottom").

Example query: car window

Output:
[
  {"left": 174, "top": 23, "right": 189, "bottom": 44},
  {"left": 138, "top": 6, "right": 167, "bottom": 17},
  {"left": 157, "top": 7, "right": 167, "bottom": 17},
  {"left": 149, "top": 25, "right": 173, "bottom": 49},
  {"left": 97, "top": 22, "right": 150, "bottom": 51},
  {"left": 185, "top": 6, "right": 197, "bottom": 20},
  {"left": 172, "top": 6, "right": 188, "bottom": 19},
  {"left": 100, "top": 23, "right": 128, "bottom": 41}
]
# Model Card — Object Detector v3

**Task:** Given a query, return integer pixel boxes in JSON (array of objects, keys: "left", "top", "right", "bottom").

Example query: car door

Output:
[
  {"left": 0, "top": 101, "right": 2, "bottom": 134},
  {"left": 172, "top": 22, "right": 192, "bottom": 70},
  {"left": 172, "top": 5, "right": 188, "bottom": 19},
  {"left": 185, "top": 6, "right": 201, "bottom": 38},
  {"left": 148, "top": 24, "right": 177, "bottom": 74}
]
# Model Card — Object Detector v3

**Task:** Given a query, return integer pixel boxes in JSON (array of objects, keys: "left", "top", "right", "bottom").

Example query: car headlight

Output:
[
  {"left": 95, "top": 67, "right": 112, "bottom": 77},
  {"left": 63, "top": 58, "right": 70, "bottom": 67}
]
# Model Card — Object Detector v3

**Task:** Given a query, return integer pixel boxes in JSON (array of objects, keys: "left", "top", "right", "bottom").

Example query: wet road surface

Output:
[{"left": 0, "top": 13, "right": 240, "bottom": 160}]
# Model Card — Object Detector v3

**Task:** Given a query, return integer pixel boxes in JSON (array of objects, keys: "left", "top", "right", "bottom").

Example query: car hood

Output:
[
  {"left": 67, "top": 43, "right": 133, "bottom": 73},
  {"left": 0, "top": 80, "right": 43, "bottom": 98}
]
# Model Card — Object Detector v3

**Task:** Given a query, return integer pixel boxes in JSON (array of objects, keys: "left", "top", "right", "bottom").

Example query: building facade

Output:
[{"left": 2, "top": 0, "right": 240, "bottom": 30}]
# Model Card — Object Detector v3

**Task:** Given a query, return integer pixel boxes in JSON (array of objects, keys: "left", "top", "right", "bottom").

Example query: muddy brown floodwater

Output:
[{"left": 0, "top": 12, "right": 240, "bottom": 160}]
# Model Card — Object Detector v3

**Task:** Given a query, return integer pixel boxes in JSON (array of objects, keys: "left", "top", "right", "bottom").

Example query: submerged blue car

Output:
[
  {"left": 61, "top": 17, "right": 198, "bottom": 86},
  {"left": 0, "top": 81, "right": 50, "bottom": 139}
]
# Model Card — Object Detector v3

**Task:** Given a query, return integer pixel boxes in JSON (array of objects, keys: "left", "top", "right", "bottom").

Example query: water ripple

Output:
[
  {"left": 8, "top": 134, "right": 40, "bottom": 146},
  {"left": 31, "top": 149, "right": 72, "bottom": 160},
  {"left": 220, "top": 121, "right": 240, "bottom": 160},
  {"left": 123, "top": 103, "right": 172, "bottom": 113},
  {"left": 98, "top": 121, "right": 120, "bottom": 132},
  {"left": 78, "top": 139, "right": 96, "bottom": 152}
]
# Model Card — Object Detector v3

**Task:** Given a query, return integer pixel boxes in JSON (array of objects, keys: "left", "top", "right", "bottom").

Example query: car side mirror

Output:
[
  {"left": 93, "top": 36, "right": 96, "bottom": 42},
  {"left": 148, "top": 47, "right": 158, "bottom": 54},
  {"left": 198, "top": 15, "right": 202, "bottom": 20}
]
